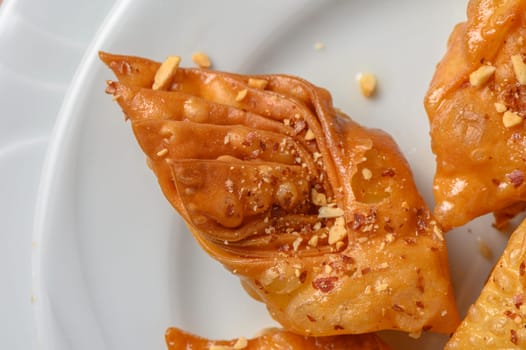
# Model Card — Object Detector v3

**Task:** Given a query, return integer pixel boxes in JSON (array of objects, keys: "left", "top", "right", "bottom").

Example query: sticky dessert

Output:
[
  {"left": 425, "top": 0, "right": 526, "bottom": 230},
  {"left": 165, "top": 327, "right": 391, "bottom": 350},
  {"left": 445, "top": 218, "right": 526, "bottom": 349},
  {"left": 100, "top": 51, "right": 459, "bottom": 336}
]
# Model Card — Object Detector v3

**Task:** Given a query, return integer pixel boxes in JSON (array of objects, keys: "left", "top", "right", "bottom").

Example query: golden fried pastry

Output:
[
  {"left": 425, "top": 0, "right": 526, "bottom": 230},
  {"left": 445, "top": 218, "right": 526, "bottom": 349},
  {"left": 101, "top": 51, "right": 459, "bottom": 336},
  {"left": 165, "top": 327, "right": 391, "bottom": 350}
]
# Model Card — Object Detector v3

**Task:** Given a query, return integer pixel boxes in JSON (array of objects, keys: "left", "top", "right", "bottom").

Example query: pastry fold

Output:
[
  {"left": 445, "top": 218, "right": 526, "bottom": 349},
  {"left": 101, "top": 51, "right": 459, "bottom": 335},
  {"left": 165, "top": 327, "right": 392, "bottom": 350},
  {"left": 425, "top": 0, "right": 526, "bottom": 230}
]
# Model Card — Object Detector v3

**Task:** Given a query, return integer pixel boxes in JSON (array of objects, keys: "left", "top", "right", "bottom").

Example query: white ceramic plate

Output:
[
  {"left": 0, "top": 0, "right": 113, "bottom": 348},
  {"left": 33, "top": 0, "right": 510, "bottom": 349}
]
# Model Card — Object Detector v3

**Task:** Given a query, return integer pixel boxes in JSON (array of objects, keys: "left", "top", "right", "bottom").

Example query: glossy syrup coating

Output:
[
  {"left": 445, "top": 218, "right": 526, "bottom": 349},
  {"left": 425, "top": 0, "right": 526, "bottom": 230},
  {"left": 101, "top": 51, "right": 459, "bottom": 336},
  {"left": 165, "top": 327, "right": 392, "bottom": 350}
]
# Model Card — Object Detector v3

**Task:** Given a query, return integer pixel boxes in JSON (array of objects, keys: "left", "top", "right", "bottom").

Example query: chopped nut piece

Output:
[
  {"left": 408, "top": 330, "right": 422, "bottom": 339},
  {"left": 292, "top": 237, "right": 303, "bottom": 252},
  {"left": 469, "top": 65, "right": 496, "bottom": 87},
  {"left": 477, "top": 237, "right": 493, "bottom": 261},
  {"left": 191, "top": 51, "right": 212, "bottom": 68},
  {"left": 152, "top": 55, "right": 181, "bottom": 90},
  {"left": 311, "top": 188, "right": 327, "bottom": 206},
  {"left": 233, "top": 336, "right": 248, "bottom": 349},
  {"left": 156, "top": 148, "right": 168, "bottom": 157},
  {"left": 304, "top": 128, "right": 316, "bottom": 141},
  {"left": 318, "top": 206, "right": 344, "bottom": 218},
  {"left": 378, "top": 262, "right": 389, "bottom": 269},
  {"left": 433, "top": 225, "right": 444, "bottom": 241},
  {"left": 494, "top": 102, "right": 507, "bottom": 113},
  {"left": 361, "top": 168, "right": 373, "bottom": 180},
  {"left": 308, "top": 235, "right": 319, "bottom": 247},
  {"left": 357, "top": 73, "right": 377, "bottom": 97},
  {"left": 374, "top": 279, "right": 389, "bottom": 292},
  {"left": 502, "top": 110, "right": 523, "bottom": 128},
  {"left": 511, "top": 54, "right": 526, "bottom": 84},
  {"left": 313, "top": 41, "right": 325, "bottom": 51},
  {"left": 328, "top": 217, "right": 346, "bottom": 244},
  {"left": 235, "top": 89, "right": 248, "bottom": 102},
  {"left": 247, "top": 78, "right": 268, "bottom": 90}
]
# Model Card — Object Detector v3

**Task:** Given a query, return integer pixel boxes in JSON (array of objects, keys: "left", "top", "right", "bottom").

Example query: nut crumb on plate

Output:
[
  {"left": 191, "top": 51, "right": 212, "bottom": 68},
  {"left": 356, "top": 73, "right": 377, "bottom": 98}
]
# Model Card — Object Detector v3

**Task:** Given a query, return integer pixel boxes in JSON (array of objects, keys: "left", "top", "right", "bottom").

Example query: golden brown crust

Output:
[
  {"left": 101, "top": 51, "right": 459, "bottom": 335},
  {"left": 425, "top": 0, "right": 526, "bottom": 230},
  {"left": 165, "top": 327, "right": 392, "bottom": 350},
  {"left": 445, "top": 218, "right": 526, "bottom": 349}
]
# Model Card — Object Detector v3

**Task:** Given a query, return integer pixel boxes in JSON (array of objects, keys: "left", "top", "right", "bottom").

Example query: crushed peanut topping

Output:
[
  {"left": 152, "top": 55, "right": 181, "bottom": 90},
  {"left": 408, "top": 330, "right": 422, "bottom": 339},
  {"left": 469, "top": 65, "right": 496, "bottom": 87},
  {"left": 292, "top": 237, "right": 303, "bottom": 252},
  {"left": 313, "top": 41, "right": 325, "bottom": 51},
  {"left": 511, "top": 54, "right": 526, "bottom": 84},
  {"left": 502, "top": 110, "right": 523, "bottom": 128},
  {"left": 233, "top": 336, "right": 248, "bottom": 349},
  {"left": 294, "top": 268, "right": 301, "bottom": 278},
  {"left": 361, "top": 168, "right": 373, "bottom": 180},
  {"left": 477, "top": 237, "right": 493, "bottom": 261},
  {"left": 374, "top": 279, "right": 389, "bottom": 292},
  {"left": 324, "top": 264, "right": 333, "bottom": 274},
  {"left": 357, "top": 73, "right": 377, "bottom": 98},
  {"left": 494, "top": 102, "right": 507, "bottom": 113},
  {"left": 247, "top": 78, "right": 268, "bottom": 90},
  {"left": 433, "top": 224, "right": 444, "bottom": 241},
  {"left": 378, "top": 262, "right": 389, "bottom": 269},
  {"left": 328, "top": 216, "right": 346, "bottom": 244},
  {"left": 335, "top": 241, "right": 345, "bottom": 250},
  {"left": 235, "top": 89, "right": 248, "bottom": 102},
  {"left": 156, "top": 148, "right": 168, "bottom": 157},
  {"left": 311, "top": 188, "right": 328, "bottom": 206},
  {"left": 318, "top": 206, "right": 344, "bottom": 218},
  {"left": 308, "top": 235, "right": 319, "bottom": 247},
  {"left": 191, "top": 51, "right": 212, "bottom": 68},
  {"left": 304, "top": 128, "right": 316, "bottom": 141}
]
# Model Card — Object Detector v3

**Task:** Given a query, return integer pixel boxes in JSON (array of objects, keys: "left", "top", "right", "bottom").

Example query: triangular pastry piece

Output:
[
  {"left": 165, "top": 327, "right": 392, "bottom": 350},
  {"left": 425, "top": 0, "right": 526, "bottom": 230},
  {"left": 445, "top": 218, "right": 526, "bottom": 349},
  {"left": 101, "top": 51, "right": 459, "bottom": 335}
]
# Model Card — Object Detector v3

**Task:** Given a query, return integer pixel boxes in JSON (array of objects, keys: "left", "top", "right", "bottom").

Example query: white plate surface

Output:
[
  {"left": 0, "top": 0, "right": 113, "bottom": 348},
  {"left": 34, "top": 1, "right": 510, "bottom": 349}
]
